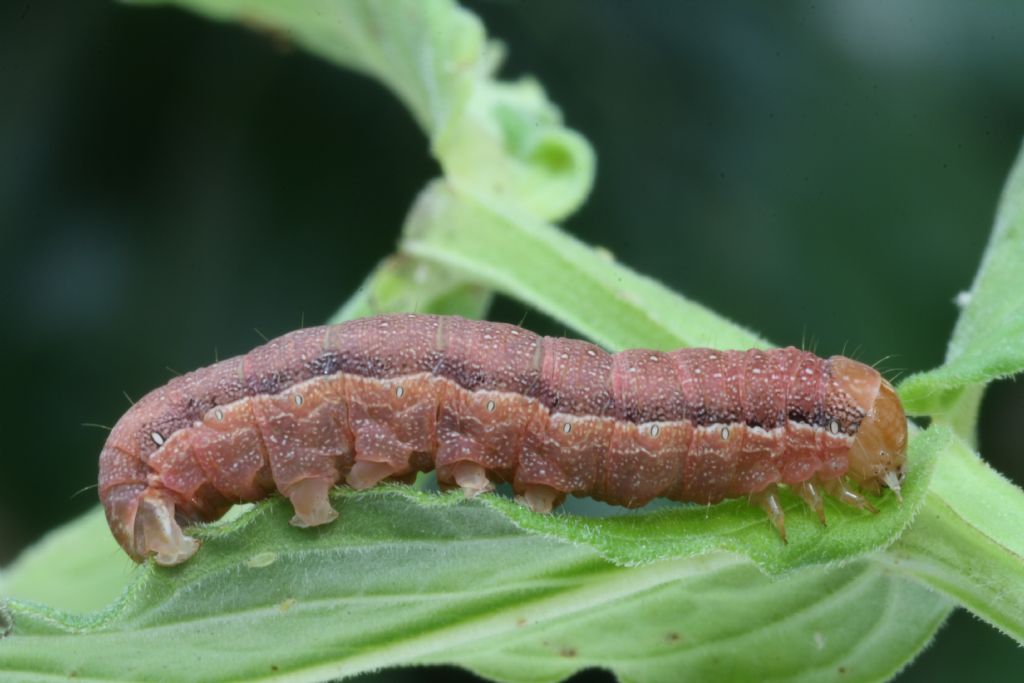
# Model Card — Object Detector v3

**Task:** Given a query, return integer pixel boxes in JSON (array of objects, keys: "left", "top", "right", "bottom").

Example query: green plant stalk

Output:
[
  {"left": 933, "top": 385, "right": 985, "bottom": 446},
  {"left": 880, "top": 496, "right": 1023, "bottom": 641},
  {"left": 3, "top": 0, "right": 1022, "bottom": 681},
  {"left": 328, "top": 255, "right": 492, "bottom": 324}
]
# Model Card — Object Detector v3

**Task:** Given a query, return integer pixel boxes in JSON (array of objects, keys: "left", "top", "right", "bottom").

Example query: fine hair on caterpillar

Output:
[{"left": 97, "top": 313, "right": 908, "bottom": 565}]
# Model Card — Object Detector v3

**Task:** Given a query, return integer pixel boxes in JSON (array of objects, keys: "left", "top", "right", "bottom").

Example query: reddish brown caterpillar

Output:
[{"left": 98, "top": 314, "right": 908, "bottom": 565}]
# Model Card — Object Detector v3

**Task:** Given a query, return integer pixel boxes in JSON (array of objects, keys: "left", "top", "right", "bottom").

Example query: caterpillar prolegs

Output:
[{"left": 98, "top": 314, "right": 908, "bottom": 565}]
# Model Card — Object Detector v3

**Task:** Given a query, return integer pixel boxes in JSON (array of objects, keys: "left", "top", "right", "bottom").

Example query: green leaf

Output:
[
  {"left": 328, "top": 255, "right": 492, "bottom": 325},
  {"left": 436, "top": 73, "right": 595, "bottom": 222},
  {"left": 126, "top": 0, "right": 595, "bottom": 221},
  {"left": 879, "top": 432, "right": 1024, "bottom": 643},
  {"left": 0, "top": 495, "right": 952, "bottom": 683},
  {"left": 403, "top": 181, "right": 768, "bottom": 352},
  {"left": 0, "top": 508, "right": 132, "bottom": 614},
  {"left": 899, "top": 140, "right": 1024, "bottom": 417}
]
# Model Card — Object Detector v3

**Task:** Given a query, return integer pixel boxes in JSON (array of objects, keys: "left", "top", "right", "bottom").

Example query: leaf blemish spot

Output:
[
  {"left": 0, "top": 602, "right": 12, "bottom": 639},
  {"left": 246, "top": 551, "right": 278, "bottom": 568}
]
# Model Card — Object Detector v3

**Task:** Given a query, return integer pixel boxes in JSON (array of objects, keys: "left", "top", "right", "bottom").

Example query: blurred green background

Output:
[{"left": 1, "top": 1, "right": 1022, "bottom": 681}]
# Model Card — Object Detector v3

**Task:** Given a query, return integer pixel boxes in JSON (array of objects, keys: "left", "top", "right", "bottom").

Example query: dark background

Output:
[{"left": 1, "top": 1, "right": 1022, "bottom": 681}]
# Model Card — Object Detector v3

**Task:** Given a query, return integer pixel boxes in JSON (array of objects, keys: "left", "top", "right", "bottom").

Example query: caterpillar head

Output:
[
  {"left": 830, "top": 358, "right": 908, "bottom": 499},
  {"left": 848, "top": 378, "right": 907, "bottom": 497}
]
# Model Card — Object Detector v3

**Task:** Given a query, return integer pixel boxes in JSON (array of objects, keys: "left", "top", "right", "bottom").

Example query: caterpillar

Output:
[{"left": 98, "top": 313, "right": 907, "bottom": 565}]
